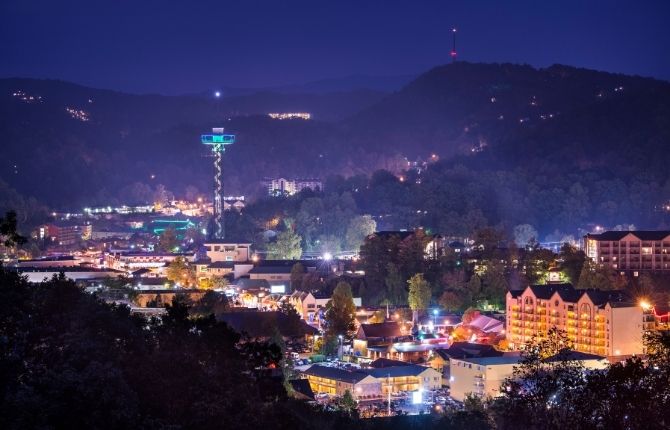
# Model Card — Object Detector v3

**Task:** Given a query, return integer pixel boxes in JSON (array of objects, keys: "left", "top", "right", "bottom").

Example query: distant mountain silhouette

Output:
[{"left": 1, "top": 62, "right": 669, "bottom": 213}]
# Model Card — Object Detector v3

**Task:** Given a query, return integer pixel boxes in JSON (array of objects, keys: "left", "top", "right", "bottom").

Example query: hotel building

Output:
[
  {"left": 583, "top": 231, "right": 670, "bottom": 273},
  {"left": 263, "top": 177, "right": 322, "bottom": 196},
  {"left": 506, "top": 284, "right": 652, "bottom": 357}
]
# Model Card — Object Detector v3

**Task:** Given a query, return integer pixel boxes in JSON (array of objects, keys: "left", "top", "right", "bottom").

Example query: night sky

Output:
[{"left": 2, "top": 0, "right": 669, "bottom": 94}]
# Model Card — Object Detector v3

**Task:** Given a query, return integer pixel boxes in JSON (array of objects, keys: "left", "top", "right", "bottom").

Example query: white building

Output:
[
  {"left": 204, "top": 241, "right": 252, "bottom": 263},
  {"left": 265, "top": 178, "right": 322, "bottom": 196}
]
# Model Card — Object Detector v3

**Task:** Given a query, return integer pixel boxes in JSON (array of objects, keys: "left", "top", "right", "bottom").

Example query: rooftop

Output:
[
  {"left": 248, "top": 266, "right": 293, "bottom": 274},
  {"left": 364, "top": 364, "right": 435, "bottom": 378},
  {"left": 369, "top": 358, "right": 413, "bottom": 368},
  {"left": 436, "top": 342, "right": 504, "bottom": 360},
  {"left": 455, "top": 354, "right": 522, "bottom": 366},
  {"left": 357, "top": 322, "right": 402, "bottom": 339},
  {"left": 585, "top": 230, "right": 670, "bottom": 241},
  {"left": 302, "top": 365, "right": 370, "bottom": 383},
  {"left": 545, "top": 350, "right": 606, "bottom": 362}
]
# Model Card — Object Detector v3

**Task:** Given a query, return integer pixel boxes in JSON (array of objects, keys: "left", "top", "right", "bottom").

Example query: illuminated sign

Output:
[{"left": 270, "top": 285, "right": 286, "bottom": 294}]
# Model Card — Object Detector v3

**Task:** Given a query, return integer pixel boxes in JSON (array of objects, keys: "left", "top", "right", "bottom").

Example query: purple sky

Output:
[{"left": 2, "top": 0, "right": 669, "bottom": 94}]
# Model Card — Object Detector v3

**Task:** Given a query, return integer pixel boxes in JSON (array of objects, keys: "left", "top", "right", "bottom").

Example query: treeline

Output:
[
  {"left": 0, "top": 267, "right": 522, "bottom": 430},
  {"left": 484, "top": 328, "right": 670, "bottom": 429}
]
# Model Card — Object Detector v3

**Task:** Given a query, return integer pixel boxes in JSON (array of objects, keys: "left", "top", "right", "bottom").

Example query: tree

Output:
[
  {"left": 439, "top": 290, "right": 465, "bottom": 312},
  {"left": 359, "top": 233, "right": 395, "bottom": 303},
  {"left": 490, "top": 328, "right": 586, "bottom": 429},
  {"left": 481, "top": 262, "right": 509, "bottom": 309},
  {"left": 152, "top": 183, "right": 171, "bottom": 207},
  {"left": 324, "top": 281, "right": 356, "bottom": 339},
  {"left": 398, "top": 230, "right": 429, "bottom": 280},
  {"left": 156, "top": 226, "right": 179, "bottom": 252},
  {"left": 278, "top": 301, "right": 304, "bottom": 334},
  {"left": 166, "top": 257, "right": 196, "bottom": 287},
  {"left": 407, "top": 274, "right": 431, "bottom": 324},
  {"left": 577, "top": 259, "right": 626, "bottom": 290},
  {"left": 473, "top": 227, "right": 507, "bottom": 258},
  {"left": 467, "top": 274, "right": 484, "bottom": 305},
  {"left": 344, "top": 215, "right": 376, "bottom": 251},
  {"left": 558, "top": 243, "right": 586, "bottom": 283},
  {"left": 513, "top": 224, "right": 538, "bottom": 248},
  {"left": 267, "top": 229, "right": 302, "bottom": 260},
  {"left": 0, "top": 266, "right": 296, "bottom": 429},
  {"left": 522, "top": 245, "right": 556, "bottom": 285},
  {"left": 0, "top": 210, "right": 27, "bottom": 247},
  {"left": 198, "top": 275, "right": 228, "bottom": 290},
  {"left": 384, "top": 262, "right": 407, "bottom": 305},
  {"left": 335, "top": 390, "right": 358, "bottom": 418},
  {"left": 290, "top": 262, "right": 305, "bottom": 290},
  {"left": 444, "top": 394, "right": 493, "bottom": 430},
  {"left": 190, "top": 290, "right": 229, "bottom": 317}
]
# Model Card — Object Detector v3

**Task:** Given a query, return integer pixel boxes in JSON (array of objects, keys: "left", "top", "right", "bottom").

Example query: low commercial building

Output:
[
  {"left": 105, "top": 251, "right": 195, "bottom": 271},
  {"left": 303, "top": 365, "right": 381, "bottom": 398},
  {"left": 303, "top": 364, "right": 441, "bottom": 398},
  {"left": 429, "top": 342, "right": 504, "bottom": 385},
  {"left": 353, "top": 322, "right": 403, "bottom": 358},
  {"left": 204, "top": 240, "right": 252, "bottom": 263},
  {"left": 15, "top": 255, "right": 80, "bottom": 268},
  {"left": 11, "top": 266, "right": 124, "bottom": 283},
  {"left": 248, "top": 266, "right": 292, "bottom": 293},
  {"left": 365, "top": 364, "right": 442, "bottom": 394},
  {"left": 449, "top": 351, "right": 608, "bottom": 402}
]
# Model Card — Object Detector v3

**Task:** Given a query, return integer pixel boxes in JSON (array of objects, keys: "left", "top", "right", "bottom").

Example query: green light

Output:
[{"left": 201, "top": 134, "right": 235, "bottom": 145}]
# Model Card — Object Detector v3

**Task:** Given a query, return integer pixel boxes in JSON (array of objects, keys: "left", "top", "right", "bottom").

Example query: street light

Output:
[
  {"left": 433, "top": 309, "right": 439, "bottom": 329},
  {"left": 338, "top": 334, "right": 344, "bottom": 361}
]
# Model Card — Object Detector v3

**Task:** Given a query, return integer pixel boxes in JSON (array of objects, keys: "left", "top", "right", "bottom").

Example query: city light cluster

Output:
[
  {"left": 268, "top": 112, "right": 311, "bottom": 120},
  {"left": 65, "top": 107, "right": 90, "bottom": 122},
  {"left": 12, "top": 90, "right": 42, "bottom": 103}
]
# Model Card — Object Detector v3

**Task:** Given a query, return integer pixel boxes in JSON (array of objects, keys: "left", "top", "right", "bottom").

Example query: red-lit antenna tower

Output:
[{"left": 450, "top": 27, "right": 457, "bottom": 62}]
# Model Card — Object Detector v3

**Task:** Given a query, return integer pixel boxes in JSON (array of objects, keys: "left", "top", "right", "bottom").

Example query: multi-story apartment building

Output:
[
  {"left": 506, "top": 284, "right": 653, "bottom": 357},
  {"left": 583, "top": 231, "right": 670, "bottom": 273},
  {"left": 263, "top": 177, "right": 322, "bottom": 196},
  {"left": 37, "top": 222, "right": 92, "bottom": 246}
]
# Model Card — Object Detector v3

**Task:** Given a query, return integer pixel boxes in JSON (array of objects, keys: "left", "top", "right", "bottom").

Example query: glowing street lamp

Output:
[
  {"left": 337, "top": 334, "right": 344, "bottom": 360},
  {"left": 323, "top": 252, "right": 333, "bottom": 261}
]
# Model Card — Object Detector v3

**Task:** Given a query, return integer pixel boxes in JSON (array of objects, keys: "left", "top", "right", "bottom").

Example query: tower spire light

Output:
[{"left": 201, "top": 128, "right": 235, "bottom": 239}]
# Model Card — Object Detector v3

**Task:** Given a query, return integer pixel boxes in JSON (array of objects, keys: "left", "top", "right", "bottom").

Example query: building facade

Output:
[
  {"left": 584, "top": 231, "right": 670, "bottom": 273},
  {"left": 506, "top": 284, "right": 651, "bottom": 357},
  {"left": 264, "top": 177, "right": 322, "bottom": 196},
  {"left": 449, "top": 352, "right": 608, "bottom": 402},
  {"left": 204, "top": 241, "right": 252, "bottom": 263},
  {"left": 302, "top": 364, "right": 440, "bottom": 398},
  {"left": 105, "top": 252, "right": 195, "bottom": 271}
]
